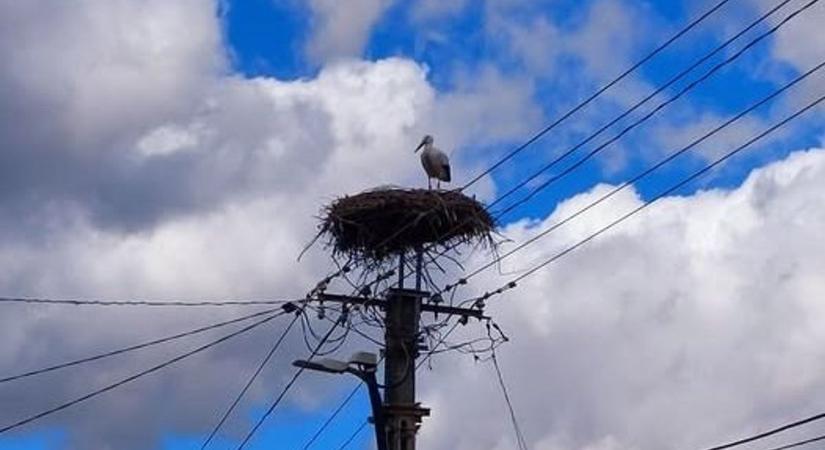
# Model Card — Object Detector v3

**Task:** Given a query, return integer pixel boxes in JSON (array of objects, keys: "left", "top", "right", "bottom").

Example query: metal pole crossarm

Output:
[{"left": 316, "top": 292, "right": 487, "bottom": 320}]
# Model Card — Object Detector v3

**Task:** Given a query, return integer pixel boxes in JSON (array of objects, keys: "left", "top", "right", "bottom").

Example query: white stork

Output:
[{"left": 414, "top": 135, "right": 451, "bottom": 190}]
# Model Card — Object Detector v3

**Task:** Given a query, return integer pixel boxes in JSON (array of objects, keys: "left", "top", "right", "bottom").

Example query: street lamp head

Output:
[
  {"left": 349, "top": 351, "right": 378, "bottom": 368},
  {"left": 293, "top": 351, "right": 379, "bottom": 376},
  {"left": 292, "top": 358, "right": 349, "bottom": 374}
]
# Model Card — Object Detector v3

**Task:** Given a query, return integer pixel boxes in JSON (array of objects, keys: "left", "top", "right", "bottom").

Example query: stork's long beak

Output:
[{"left": 414, "top": 140, "right": 425, "bottom": 153}]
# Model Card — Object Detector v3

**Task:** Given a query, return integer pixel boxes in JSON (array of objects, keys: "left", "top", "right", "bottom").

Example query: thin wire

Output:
[
  {"left": 0, "top": 310, "right": 284, "bottom": 434},
  {"left": 299, "top": 384, "right": 363, "bottom": 450},
  {"left": 417, "top": 320, "right": 461, "bottom": 370},
  {"left": 702, "top": 413, "right": 825, "bottom": 450},
  {"left": 0, "top": 296, "right": 297, "bottom": 307},
  {"left": 333, "top": 314, "right": 473, "bottom": 444},
  {"left": 237, "top": 318, "right": 342, "bottom": 449},
  {"left": 760, "top": 433, "right": 825, "bottom": 450},
  {"left": 510, "top": 92, "right": 825, "bottom": 287},
  {"left": 446, "top": 56, "right": 825, "bottom": 293},
  {"left": 335, "top": 420, "right": 369, "bottom": 450},
  {"left": 389, "top": 0, "right": 808, "bottom": 294},
  {"left": 491, "top": 350, "right": 529, "bottom": 450},
  {"left": 0, "top": 307, "right": 282, "bottom": 384},
  {"left": 201, "top": 311, "right": 303, "bottom": 449},
  {"left": 491, "top": 0, "right": 802, "bottom": 218},
  {"left": 305, "top": 0, "right": 733, "bottom": 290},
  {"left": 397, "top": 0, "right": 812, "bottom": 293},
  {"left": 460, "top": 0, "right": 735, "bottom": 190}
]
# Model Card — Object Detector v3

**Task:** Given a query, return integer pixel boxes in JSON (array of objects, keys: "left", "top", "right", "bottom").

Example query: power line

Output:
[
  {"left": 291, "top": 1, "right": 763, "bottom": 442},
  {"left": 385, "top": 0, "right": 732, "bottom": 268},
  {"left": 201, "top": 310, "right": 303, "bottom": 449},
  {"left": 444, "top": 55, "right": 825, "bottom": 294},
  {"left": 335, "top": 419, "right": 368, "bottom": 450},
  {"left": 387, "top": 0, "right": 795, "bottom": 293},
  {"left": 460, "top": 0, "right": 735, "bottom": 190},
  {"left": 702, "top": 412, "right": 825, "bottom": 450},
  {"left": 491, "top": 0, "right": 804, "bottom": 219},
  {"left": 507, "top": 90, "right": 825, "bottom": 287},
  {"left": 237, "top": 318, "right": 342, "bottom": 449},
  {"left": 0, "top": 310, "right": 285, "bottom": 435},
  {"left": 305, "top": 0, "right": 733, "bottom": 291},
  {"left": 455, "top": 91, "right": 825, "bottom": 308},
  {"left": 332, "top": 311, "right": 471, "bottom": 445},
  {"left": 299, "top": 384, "right": 363, "bottom": 450},
  {"left": 384, "top": 0, "right": 800, "bottom": 296},
  {"left": 761, "top": 433, "right": 825, "bottom": 450},
  {"left": 491, "top": 350, "right": 529, "bottom": 450},
  {"left": 0, "top": 307, "right": 285, "bottom": 384},
  {"left": 0, "top": 296, "right": 298, "bottom": 307},
  {"left": 412, "top": 0, "right": 815, "bottom": 285}
]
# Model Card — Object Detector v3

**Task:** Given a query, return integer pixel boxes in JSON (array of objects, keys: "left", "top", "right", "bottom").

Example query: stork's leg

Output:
[
  {"left": 428, "top": 178, "right": 432, "bottom": 190},
  {"left": 436, "top": 180, "right": 441, "bottom": 190}
]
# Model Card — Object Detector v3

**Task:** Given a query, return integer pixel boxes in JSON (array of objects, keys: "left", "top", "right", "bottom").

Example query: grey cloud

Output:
[
  {"left": 6, "top": 1, "right": 824, "bottom": 449},
  {"left": 305, "top": 0, "right": 394, "bottom": 64},
  {"left": 0, "top": 1, "right": 544, "bottom": 446}
]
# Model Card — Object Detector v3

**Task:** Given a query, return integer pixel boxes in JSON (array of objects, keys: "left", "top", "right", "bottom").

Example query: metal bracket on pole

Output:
[
  {"left": 316, "top": 292, "right": 487, "bottom": 320},
  {"left": 312, "top": 288, "right": 483, "bottom": 450}
]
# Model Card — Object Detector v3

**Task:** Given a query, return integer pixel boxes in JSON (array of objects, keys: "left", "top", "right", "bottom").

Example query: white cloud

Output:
[
  {"left": 0, "top": 0, "right": 224, "bottom": 146},
  {"left": 0, "top": 0, "right": 543, "bottom": 447},
  {"left": 418, "top": 147, "right": 825, "bottom": 450},
  {"left": 2, "top": 0, "right": 824, "bottom": 449},
  {"left": 760, "top": 0, "right": 825, "bottom": 70},
  {"left": 305, "top": 0, "right": 394, "bottom": 64}
]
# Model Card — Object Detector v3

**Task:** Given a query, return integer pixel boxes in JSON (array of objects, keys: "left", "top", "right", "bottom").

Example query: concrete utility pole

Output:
[
  {"left": 383, "top": 288, "right": 429, "bottom": 450},
  {"left": 318, "top": 273, "right": 484, "bottom": 449}
]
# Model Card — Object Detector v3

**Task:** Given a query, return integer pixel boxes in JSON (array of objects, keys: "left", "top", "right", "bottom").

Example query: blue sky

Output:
[
  {"left": 203, "top": 0, "right": 822, "bottom": 448},
  {"left": 2, "top": 0, "right": 825, "bottom": 448},
  {"left": 223, "top": 0, "right": 823, "bottom": 225}
]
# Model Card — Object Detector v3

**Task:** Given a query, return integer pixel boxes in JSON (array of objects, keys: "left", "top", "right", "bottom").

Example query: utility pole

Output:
[
  {"left": 383, "top": 287, "right": 429, "bottom": 450},
  {"left": 318, "top": 283, "right": 484, "bottom": 450}
]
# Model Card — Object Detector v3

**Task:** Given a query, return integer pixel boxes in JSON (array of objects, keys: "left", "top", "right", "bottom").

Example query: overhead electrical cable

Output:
[
  {"left": 400, "top": 0, "right": 817, "bottom": 290},
  {"left": 491, "top": 0, "right": 806, "bottom": 219},
  {"left": 701, "top": 412, "right": 825, "bottom": 450},
  {"left": 0, "top": 296, "right": 298, "bottom": 307},
  {"left": 334, "top": 317, "right": 462, "bottom": 444},
  {"left": 760, "top": 433, "right": 825, "bottom": 450},
  {"left": 305, "top": 0, "right": 734, "bottom": 290},
  {"left": 380, "top": 0, "right": 800, "bottom": 292},
  {"left": 460, "top": 0, "right": 736, "bottom": 190},
  {"left": 0, "top": 307, "right": 284, "bottom": 384},
  {"left": 462, "top": 85, "right": 825, "bottom": 303},
  {"left": 294, "top": 0, "right": 750, "bottom": 442},
  {"left": 444, "top": 56, "right": 825, "bottom": 294},
  {"left": 299, "top": 384, "right": 363, "bottom": 450},
  {"left": 237, "top": 318, "right": 342, "bottom": 449},
  {"left": 335, "top": 420, "right": 369, "bottom": 450},
  {"left": 0, "top": 309, "right": 286, "bottom": 434},
  {"left": 492, "top": 350, "right": 529, "bottom": 450},
  {"left": 200, "top": 311, "right": 303, "bottom": 449}
]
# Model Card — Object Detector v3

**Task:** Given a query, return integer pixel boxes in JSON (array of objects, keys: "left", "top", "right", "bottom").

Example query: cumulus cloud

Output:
[
  {"left": 419, "top": 147, "right": 825, "bottom": 450},
  {"left": 1, "top": 0, "right": 824, "bottom": 449},
  {"left": 0, "top": 1, "right": 543, "bottom": 448}
]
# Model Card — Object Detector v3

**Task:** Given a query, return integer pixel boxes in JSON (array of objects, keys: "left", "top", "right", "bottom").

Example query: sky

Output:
[{"left": 0, "top": 0, "right": 824, "bottom": 449}]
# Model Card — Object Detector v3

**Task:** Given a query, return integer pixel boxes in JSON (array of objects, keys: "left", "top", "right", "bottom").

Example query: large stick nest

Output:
[{"left": 317, "top": 188, "right": 495, "bottom": 263}]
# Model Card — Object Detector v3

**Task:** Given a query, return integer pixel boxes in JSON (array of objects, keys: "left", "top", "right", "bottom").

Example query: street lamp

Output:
[{"left": 294, "top": 352, "right": 387, "bottom": 450}]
